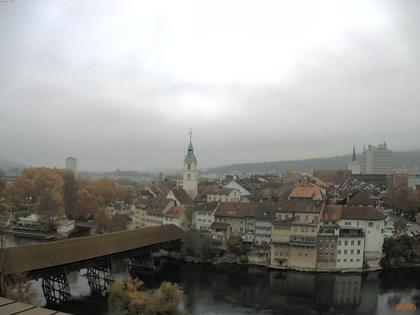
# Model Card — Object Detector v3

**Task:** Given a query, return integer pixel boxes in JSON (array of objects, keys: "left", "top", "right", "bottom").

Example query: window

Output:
[
  {"left": 338, "top": 241, "right": 342, "bottom": 246},
  {"left": 357, "top": 249, "right": 360, "bottom": 254},
  {"left": 344, "top": 250, "right": 347, "bottom": 254},
  {"left": 368, "top": 222, "right": 373, "bottom": 227},
  {"left": 344, "top": 259, "right": 347, "bottom": 262},
  {"left": 358, "top": 240, "right": 361, "bottom": 246},
  {"left": 305, "top": 215, "right": 308, "bottom": 222},
  {"left": 351, "top": 240, "right": 354, "bottom": 246},
  {"left": 345, "top": 221, "right": 351, "bottom": 226},
  {"left": 338, "top": 250, "right": 341, "bottom": 254},
  {"left": 345, "top": 241, "right": 348, "bottom": 246},
  {"left": 350, "top": 249, "right": 354, "bottom": 254}
]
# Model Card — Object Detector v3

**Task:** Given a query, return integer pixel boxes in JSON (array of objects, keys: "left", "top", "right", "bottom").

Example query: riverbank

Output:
[{"left": 157, "top": 250, "right": 420, "bottom": 274}]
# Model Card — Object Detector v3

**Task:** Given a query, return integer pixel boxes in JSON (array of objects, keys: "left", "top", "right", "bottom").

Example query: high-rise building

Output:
[
  {"left": 65, "top": 157, "right": 78, "bottom": 174},
  {"left": 360, "top": 143, "right": 393, "bottom": 175},
  {"left": 182, "top": 130, "right": 198, "bottom": 199}
]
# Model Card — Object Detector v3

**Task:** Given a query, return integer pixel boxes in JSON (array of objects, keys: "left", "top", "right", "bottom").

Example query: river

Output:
[{"left": 24, "top": 258, "right": 418, "bottom": 315}]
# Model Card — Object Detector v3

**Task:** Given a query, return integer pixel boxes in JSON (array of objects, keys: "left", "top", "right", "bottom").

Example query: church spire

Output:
[{"left": 352, "top": 145, "right": 356, "bottom": 161}]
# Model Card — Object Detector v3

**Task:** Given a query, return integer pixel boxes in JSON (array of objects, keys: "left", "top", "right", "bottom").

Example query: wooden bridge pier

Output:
[
  {"left": 86, "top": 263, "right": 114, "bottom": 292},
  {"left": 41, "top": 272, "right": 71, "bottom": 305},
  {"left": 128, "top": 252, "right": 157, "bottom": 276}
]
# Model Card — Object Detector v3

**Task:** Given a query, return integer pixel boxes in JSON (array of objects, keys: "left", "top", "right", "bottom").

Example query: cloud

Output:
[{"left": 0, "top": 0, "right": 419, "bottom": 171}]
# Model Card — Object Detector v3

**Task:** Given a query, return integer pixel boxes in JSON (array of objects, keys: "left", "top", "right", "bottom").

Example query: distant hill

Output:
[{"left": 204, "top": 150, "right": 420, "bottom": 176}]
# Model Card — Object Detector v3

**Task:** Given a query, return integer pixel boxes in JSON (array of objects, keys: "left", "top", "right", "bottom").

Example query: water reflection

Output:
[{"left": 29, "top": 258, "right": 420, "bottom": 315}]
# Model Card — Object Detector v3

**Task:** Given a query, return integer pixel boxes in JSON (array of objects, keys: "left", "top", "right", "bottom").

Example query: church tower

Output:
[
  {"left": 347, "top": 145, "right": 361, "bottom": 174},
  {"left": 182, "top": 130, "right": 198, "bottom": 199}
]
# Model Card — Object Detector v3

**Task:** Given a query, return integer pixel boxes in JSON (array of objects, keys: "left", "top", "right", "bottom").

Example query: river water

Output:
[{"left": 26, "top": 258, "right": 418, "bottom": 315}]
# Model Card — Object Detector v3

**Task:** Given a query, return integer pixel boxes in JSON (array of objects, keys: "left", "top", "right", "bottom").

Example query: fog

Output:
[{"left": 1, "top": 0, "right": 419, "bottom": 171}]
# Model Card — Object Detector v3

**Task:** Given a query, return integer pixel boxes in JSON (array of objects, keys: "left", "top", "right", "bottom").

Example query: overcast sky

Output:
[{"left": 1, "top": 0, "right": 419, "bottom": 171}]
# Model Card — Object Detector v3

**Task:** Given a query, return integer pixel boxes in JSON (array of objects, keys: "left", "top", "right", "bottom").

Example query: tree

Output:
[
  {"left": 108, "top": 279, "right": 184, "bottom": 315},
  {"left": 0, "top": 223, "right": 8, "bottom": 296},
  {"left": 58, "top": 170, "right": 78, "bottom": 218},
  {"left": 74, "top": 188, "right": 102, "bottom": 219},
  {"left": 93, "top": 208, "right": 128, "bottom": 234},
  {"left": 0, "top": 169, "right": 5, "bottom": 199},
  {"left": 37, "top": 189, "right": 65, "bottom": 230},
  {"left": 4, "top": 274, "right": 38, "bottom": 305}
]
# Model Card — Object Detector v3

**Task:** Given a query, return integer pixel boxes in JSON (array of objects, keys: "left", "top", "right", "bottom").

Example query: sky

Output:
[{"left": 1, "top": 0, "right": 420, "bottom": 171}]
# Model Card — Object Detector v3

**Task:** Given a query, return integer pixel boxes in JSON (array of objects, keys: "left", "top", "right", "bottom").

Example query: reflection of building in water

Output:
[
  {"left": 177, "top": 263, "right": 380, "bottom": 315},
  {"left": 334, "top": 274, "right": 362, "bottom": 305}
]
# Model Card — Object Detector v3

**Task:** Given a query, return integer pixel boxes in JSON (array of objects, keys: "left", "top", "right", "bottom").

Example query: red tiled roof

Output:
[{"left": 289, "top": 185, "right": 320, "bottom": 199}]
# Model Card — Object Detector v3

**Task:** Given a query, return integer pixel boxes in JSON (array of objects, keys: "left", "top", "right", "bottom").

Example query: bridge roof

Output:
[{"left": 4, "top": 224, "right": 185, "bottom": 275}]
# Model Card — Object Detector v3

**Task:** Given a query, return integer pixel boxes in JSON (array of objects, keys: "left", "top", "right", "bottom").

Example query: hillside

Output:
[{"left": 204, "top": 150, "right": 420, "bottom": 176}]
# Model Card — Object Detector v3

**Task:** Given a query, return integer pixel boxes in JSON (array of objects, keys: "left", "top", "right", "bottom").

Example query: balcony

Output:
[
  {"left": 289, "top": 236, "right": 317, "bottom": 247},
  {"left": 339, "top": 228, "right": 365, "bottom": 238}
]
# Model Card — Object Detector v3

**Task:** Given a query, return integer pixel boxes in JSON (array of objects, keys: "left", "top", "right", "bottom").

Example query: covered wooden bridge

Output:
[{"left": 2, "top": 225, "right": 186, "bottom": 304}]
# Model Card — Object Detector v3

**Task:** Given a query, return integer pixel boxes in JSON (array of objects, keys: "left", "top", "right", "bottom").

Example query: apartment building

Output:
[
  {"left": 270, "top": 202, "right": 385, "bottom": 271},
  {"left": 213, "top": 202, "right": 257, "bottom": 239},
  {"left": 192, "top": 202, "right": 218, "bottom": 231},
  {"left": 271, "top": 200, "right": 324, "bottom": 270},
  {"left": 207, "top": 188, "right": 241, "bottom": 203}
]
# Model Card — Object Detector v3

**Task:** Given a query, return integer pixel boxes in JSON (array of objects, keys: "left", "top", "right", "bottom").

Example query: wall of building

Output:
[
  {"left": 193, "top": 210, "right": 215, "bottom": 231},
  {"left": 336, "top": 236, "right": 364, "bottom": 270}
]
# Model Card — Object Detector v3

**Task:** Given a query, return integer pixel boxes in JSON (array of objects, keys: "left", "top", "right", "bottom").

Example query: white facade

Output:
[
  {"left": 193, "top": 209, "right": 216, "bottom": 231},
  {"left": 336, "top": 235, "right": 365, "bottom": 270},
  {"left": 207, "top": 189, "right": 241, "bottom": 203},
  {"left": 361, "top": 144, "right": 393, "bottom": 175},
  {"left": 65, "top": 157, "right": 78, "bottom": 174},
  {"left": 336, "top": 218, "right": 384, "bottom": 269},
  {"left": 255, "top": 220, "right": 272, "bottom": 245}
]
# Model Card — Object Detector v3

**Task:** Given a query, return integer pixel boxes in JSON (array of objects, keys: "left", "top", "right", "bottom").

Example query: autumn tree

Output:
[
  {"left": 73, "top": 188, "right": 103, "bottom": 219},
  {"left": 0, "top": 169, "right": 5, "bottom": 199},
  {"left": 93, "top": 208, "right": 127, "bottom": 234},
  {"left": 108, "top": 279, "right": 184, "bottom": 315},
  {"left": 58, "top": 170, "right": 78, "bottom": 218}
]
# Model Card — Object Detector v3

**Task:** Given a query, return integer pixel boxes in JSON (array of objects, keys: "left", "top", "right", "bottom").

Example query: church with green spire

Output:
[{"left": 182, "top": 130, "right": 198, "bottom": 199}]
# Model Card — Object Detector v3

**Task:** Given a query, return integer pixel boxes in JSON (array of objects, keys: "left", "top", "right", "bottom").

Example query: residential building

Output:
[
  {"left": 271, "top": 200, "right": 324, "bottom": 270},
  {"left": 270, "top": 201, "right": 385, "bottom": 271},
  {"left": 360, "top": 143, "right": 393, "bottom": 175},
  {"left": 182, "top": 131, "right": 198, "bottom": 199},
  {"left": 167, "top": 188, "right": 193, "bottom": 206},
  {"left": 65, "top": 157, "right": 77, "bottom": 174},
  {"left": 163, "top": 205, "right": 187, "bottom": 229},
  {"left": 209, "top": 222, "right": 231, "bottom": 248},
  {"left": 288, "top": 183, "right": 324, "bottom": 201},
  {"left": 254, "top": 204, "right": 276, "bottom": 245},
  {"left": 192, "top": 202, "right": 218, "bottom": 231},
  {"left": 207, "top": 188, "right": 241, "bottom": 202},
  {"left": 223, "top": 180, "right": 252, "bottom": 197},
  {"left": 213, "top": 202, "right": 257, "bottom": 239},
  {"left": 322, "top": 205, "right": 385, "bottom": 271}
]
